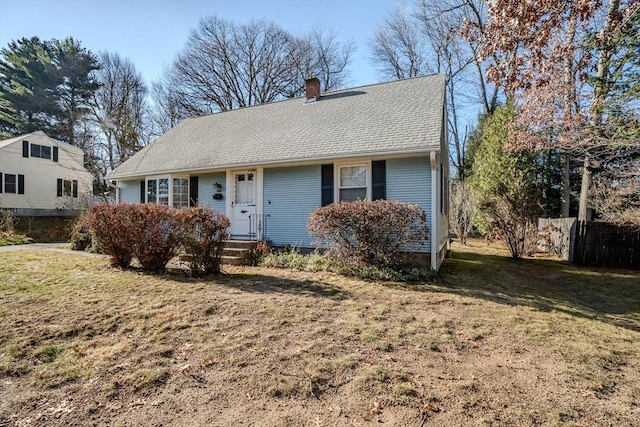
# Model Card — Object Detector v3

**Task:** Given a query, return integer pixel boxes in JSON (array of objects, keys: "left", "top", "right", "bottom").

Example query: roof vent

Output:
[{"left": 304, "top": 77, "right": 321, "bottom": 103}]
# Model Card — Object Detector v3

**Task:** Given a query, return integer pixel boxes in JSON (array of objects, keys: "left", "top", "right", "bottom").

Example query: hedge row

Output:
[{"left": 83, "top": 203, "right": 230, "bottom": 275}]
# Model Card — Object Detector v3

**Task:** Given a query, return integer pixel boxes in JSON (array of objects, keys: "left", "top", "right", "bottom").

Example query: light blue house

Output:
[{"left": 107, "top": 74, "right": 449, "bottom": 270}]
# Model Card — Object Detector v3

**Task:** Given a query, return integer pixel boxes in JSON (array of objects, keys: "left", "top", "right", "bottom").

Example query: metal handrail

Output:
[{"left": 248, "top": 213, "right": 269, "bottom": 241}]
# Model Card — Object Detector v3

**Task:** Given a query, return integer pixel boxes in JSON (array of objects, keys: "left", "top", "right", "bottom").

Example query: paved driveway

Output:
[{"left": 0, "top": 243, "right": 70, "bottom": 253}]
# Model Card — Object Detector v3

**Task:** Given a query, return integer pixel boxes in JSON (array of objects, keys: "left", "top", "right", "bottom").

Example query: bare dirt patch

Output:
[{"left": 0, "top": 240, "right": 638, "bottom": 426}]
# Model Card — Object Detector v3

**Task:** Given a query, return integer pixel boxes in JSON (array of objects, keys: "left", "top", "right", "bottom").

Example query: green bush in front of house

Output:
[{"left": 260, "top": 247, "right": 435, "bottom": 282}]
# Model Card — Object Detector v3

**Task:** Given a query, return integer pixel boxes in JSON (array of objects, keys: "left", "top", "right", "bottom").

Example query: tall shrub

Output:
[
  {"left": 175, "top": 206, "right": 230, "bottom": 275},
  {"left": 131, "top": 204, "right": 181, "bottom": 273},
  {"left": 85, "top": 203, "right": 137, "bottom": 268},
  {"left": 308, "top": 200, "right": 428, "bottom": 267},
  {"left": 449, "top": 180, "right": 476, "bottom": 245}
]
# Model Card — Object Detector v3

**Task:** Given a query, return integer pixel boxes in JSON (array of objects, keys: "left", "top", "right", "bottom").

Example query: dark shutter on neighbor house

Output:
[
  {"left": 22, "top": 141, "right": 29, "bottom": 158},
  {"left": 72, "top": 180, "right": 78, "bottom": 198},
  {"left": 189, "top": 176, "right": 199, "bottom": 206},
  {"left": 0, "top": 173, "right": 3, "bottom": 193},
  {"left": 371, "top": 160, "right": 386, "bottom": 200},
  {"left": 140, "top": 180, "right": 146, "bottom": 203},
  {"left": 321, "top": 164, "right": 334, "bottom": 206},
  {"left": 18, "top": 175, "right": 24, "bottom": 194},
  {"left": 57, "top": 179, "right": 63, "bottom": 197},
  {"left": 53, "top": 146, "right": 59, "bottom": 162}
]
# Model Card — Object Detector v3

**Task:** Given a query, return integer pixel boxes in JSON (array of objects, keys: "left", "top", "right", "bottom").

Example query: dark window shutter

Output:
[
  {"left": 53, "top": 146, "right": 59, "bottom": 162},
  {"left": 189, "top": 176, "right": 199, "bottom": 206},
  {"left": 72, "top": 180, "right": 78, "bottom": 198},
  {"left": 371, "top": 160, "right": 386, "bottom": 200},
  {"left": 321, "top": 164, "right": 334, "bottom": 206},
  {"left": 0, "top": 173, "right": 3, "bottom": 193},
  {"left": 57, "top": 179, "right": 63, "bottom": 197},
  {"left": 140, "top": 180, "right": 146, "bottom": 203},
  {"left": 22, "top": 140, "right": 29, "bottom": 158},
  {"left": 18, "top": 175, "right": 24, "bottom": 194}
]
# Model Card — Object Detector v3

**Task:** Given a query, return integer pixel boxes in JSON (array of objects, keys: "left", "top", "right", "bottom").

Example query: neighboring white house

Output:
[
  {"left": 0, "top": 131, "right": 93, "bottom": 215},
  {"left": 108, "top": 74, "right": 450, "bottom": 270}
]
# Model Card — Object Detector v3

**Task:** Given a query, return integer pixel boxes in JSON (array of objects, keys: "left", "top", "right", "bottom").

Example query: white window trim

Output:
[
  {"left": 145, "top": 174, "right": 189, "bottom": 207},
  {"left": 334, "top": 161, "right": 372, "bottom": 202}
]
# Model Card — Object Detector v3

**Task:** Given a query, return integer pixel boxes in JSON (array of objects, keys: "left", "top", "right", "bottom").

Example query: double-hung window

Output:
[
  {"left": 4, "top": 174, "right": 16, "bottom": 193},
  {"left": 172, "top": 177, "right": 189, "bottom": 208},
  {"left": 338, "top": 165, "right": 367, "bottom": 202}
]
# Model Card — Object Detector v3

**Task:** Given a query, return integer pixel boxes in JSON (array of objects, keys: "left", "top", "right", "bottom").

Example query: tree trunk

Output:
[
  {"left": 578, "top": 0, "right": 620, "bottom": 220},
  {"left": 578, "top": 156, "right": 590, "bottom": 221},
  {"left": 561, "top": 152, "right": 571, "bottom": 217}
]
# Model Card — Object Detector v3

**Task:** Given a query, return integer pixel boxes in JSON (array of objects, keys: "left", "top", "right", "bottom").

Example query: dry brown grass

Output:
[{"left": 0, "top": 240, "right": 638, "bottom": 426}]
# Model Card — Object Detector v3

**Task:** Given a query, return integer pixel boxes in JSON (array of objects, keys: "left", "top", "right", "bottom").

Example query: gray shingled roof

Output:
[{"left": 108, "top": 74, "right": 445, "bottom": 179}]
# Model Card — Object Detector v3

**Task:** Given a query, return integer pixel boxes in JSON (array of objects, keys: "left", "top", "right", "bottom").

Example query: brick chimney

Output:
[{"left": 304, "top": 77, "right": 321, "bottom": 102}]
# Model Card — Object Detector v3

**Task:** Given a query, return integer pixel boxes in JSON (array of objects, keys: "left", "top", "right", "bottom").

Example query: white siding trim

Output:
[{"left": 430, "top": 151, "right": 438, "bottom": 270}]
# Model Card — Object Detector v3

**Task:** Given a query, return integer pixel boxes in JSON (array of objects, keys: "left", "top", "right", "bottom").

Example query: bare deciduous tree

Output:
[
  {"left": 285, "top": 27, "right": 354, "bottom": 97},
  {"left": 92, "top": 52, "right": 148, "bottom": 175},
  {"left": 449, "top": 179, "right": 476, "bottom": 244},
  {"left": 163, "top": 16, "right": 353, "bottom": 117},
  {"left": 370, "top": 4, "right": 427, "bottom": 80},
  {"left": 480, "top": 0, "right": 640, "bottom": 222},
  {"left": 149, "top": 79, "right": 186, "bottom": 137},
  {"left": 369, "top": 0, "right": 503, "bottom": 180}
]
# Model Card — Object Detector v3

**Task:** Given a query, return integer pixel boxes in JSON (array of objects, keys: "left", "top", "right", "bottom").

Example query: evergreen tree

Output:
[
  {"left": 49, "top": 37, "right": 100, "bottom": 146},
  {"left": 0, "top": 37, "right": 59, "bottom": 135},
  {"left": 0, "top": 36, "right": 99, "bottom": 145},
  {"left": 469, "top": 104, "right": 543, "bottom": 258}
]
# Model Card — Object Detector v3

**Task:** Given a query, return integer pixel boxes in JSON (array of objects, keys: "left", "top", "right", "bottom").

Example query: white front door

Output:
[{"left": 231, "top": 171, "right": 257, "bottom": 238}]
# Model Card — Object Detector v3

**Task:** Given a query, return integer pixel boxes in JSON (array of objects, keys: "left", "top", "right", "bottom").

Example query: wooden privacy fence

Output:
[
  {"left": 573, "top": 221, "right": 640, "bottom": 269},
  {"left": 538, "top": 217, "right": 576, "bottom": 261}
]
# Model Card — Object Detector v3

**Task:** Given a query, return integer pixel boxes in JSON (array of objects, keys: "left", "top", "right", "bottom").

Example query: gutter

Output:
[{"left": 107, "top": 147, "right": 441, "bottom": 181}]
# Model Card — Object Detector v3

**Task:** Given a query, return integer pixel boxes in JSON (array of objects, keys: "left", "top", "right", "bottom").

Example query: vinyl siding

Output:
[
  {"left": 0, "top": 139, "right": 92, "bottom": 210},
  {"left": 264, "top": 165, "right": 321, "bottom": 248},
  {"left": 386, "top": 157, "right": 431, "bottom": 252},
  {"left": 198, "top": 172, "right": 227, "bottom": 215}
]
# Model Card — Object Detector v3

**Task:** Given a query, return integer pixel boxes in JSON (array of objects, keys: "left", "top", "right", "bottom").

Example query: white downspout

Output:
[{"left": 430, "top": 151, "right": 439, "bottom": 270}]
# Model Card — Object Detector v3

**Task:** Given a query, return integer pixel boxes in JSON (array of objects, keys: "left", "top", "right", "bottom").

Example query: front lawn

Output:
[{"left": 0, "top": 240, "right": 638, "bottom": 426}]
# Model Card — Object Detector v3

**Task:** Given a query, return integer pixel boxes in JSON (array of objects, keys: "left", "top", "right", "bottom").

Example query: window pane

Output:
[
  {"left": 5, "top": 174, "right": 16, "bottom": 193},
  {"left": 64, "top": 180, "right": 72, "bottom": 196},
  {"left": 147, "top": 179, "right": 157, "bottom": 203},
  {"left": 340, "top": 165, "right": 366, "bottom": 187},
  {"left": 30, "top": 144, "right": 41, "bottom": 158},
  {"left": 41, "top": 146, "right": 51, "bottom": 160},
  {"left": 158, "top": 178, "right": 169, "bottom": 205},
  {"left": 339, "top": 188, "right": 366, "bottom": 202},
  {"left": 173, "top": 177, "right": 189, "bottom": 208},
  {"left": 235, "top": 173, "right": 254, "bottom": 205}
]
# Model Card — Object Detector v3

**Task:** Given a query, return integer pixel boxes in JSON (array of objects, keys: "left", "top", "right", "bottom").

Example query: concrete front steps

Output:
[{"left": 221, "top": 240, "right": 257, "bottom": 265}]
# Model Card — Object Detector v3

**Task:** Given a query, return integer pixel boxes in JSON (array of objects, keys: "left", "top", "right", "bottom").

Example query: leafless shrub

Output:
[
  {"left": 449, "top": 180, "right": 476, "bottom": 244},
  {"left": 0, "top": 209, "right": 16, "bottom": 233},
  {"left": 308, "top": 200, "right": 428, "bottom": 267}
]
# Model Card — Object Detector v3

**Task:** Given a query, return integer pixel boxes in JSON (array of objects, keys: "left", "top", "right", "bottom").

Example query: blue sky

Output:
[{"left": 0, "top": 0, "right": 400, "bottom": 88}]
